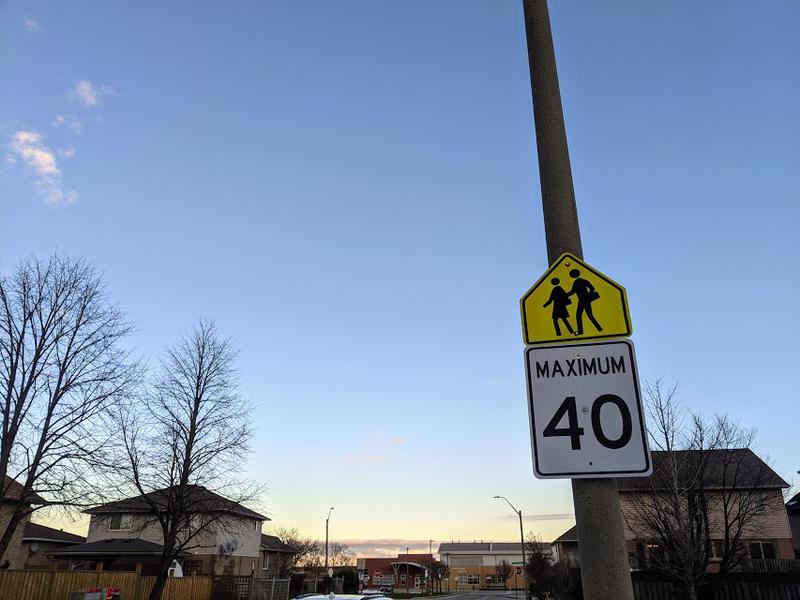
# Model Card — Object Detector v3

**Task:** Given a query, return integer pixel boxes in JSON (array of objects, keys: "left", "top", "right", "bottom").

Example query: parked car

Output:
[{"left": 295, "top": 595, "right": 388, "bottom": 600}]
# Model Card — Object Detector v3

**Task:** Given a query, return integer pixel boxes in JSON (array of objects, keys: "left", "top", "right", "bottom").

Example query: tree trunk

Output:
[
  {"left": 683, "top": 577, "right": 698, "bottom": 600},
  {"left": 148, "top": 570, "right": 169, "bottom": 600},
  {"left": 0, "top": 503, "right": 26, "bottom": 565}
]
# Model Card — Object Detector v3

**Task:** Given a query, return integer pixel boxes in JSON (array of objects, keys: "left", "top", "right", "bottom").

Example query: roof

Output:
[
  {"left": 389, "top": 561, "right": 427, "bottom": 570},
  {"left": 616, "top": 449, "right": 788, "bottom": 492},
  {"left": 85, "top": 486, "right": 267, "bottom": 520},
  {"left": 552, "top": 525, "right": 578, "bottom": 544},
  {"left": 23, "top": 522, "right": 85, "bottom": 545},
  {"left": 50, "top": 538, "right": 166, "bottom": 556},
  {"left": 2, "top": 476, "right": 45, "bottom": 504},
  {"left": 261, "top": 534, "right": 294, "bottom": 553},
  {"left": 787, "top": 492, "right": 800, "bottom": 513},
  {"left": 438, "top": 542, "right": 523, "bottom": 553}
]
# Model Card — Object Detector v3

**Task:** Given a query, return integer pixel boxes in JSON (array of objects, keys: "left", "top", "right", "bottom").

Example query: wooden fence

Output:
[
  {"left": 0, "top": 570, "right": 213, "bottom": 600},
  {"left": 633, "top": 580, "right": 800, "bottom": 600}
]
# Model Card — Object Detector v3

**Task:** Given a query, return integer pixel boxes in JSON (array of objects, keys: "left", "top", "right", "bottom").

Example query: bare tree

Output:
[
  {"left": 526, "top": 533, "right": 580, "bottom": 600},
  {"left": 431, "top": 560, "right": 449, "bottom": 593},
  {"left": 623, "top": 379, "right": 778, "bottom": 600},
  {"left": 274, "top": 527, "right": 321, "bottom": 577},
  {"left": 496, "top": 559, "right": 512, "bottom": 588},
  {"left": 117, "top": 320, "right": 260, "bottom": 600},
  {"left": 0, "top": 255, "right": 138, "bottom": 565},
  {"left": 329, "top": 542, "right": 354, "bottom": 568}
]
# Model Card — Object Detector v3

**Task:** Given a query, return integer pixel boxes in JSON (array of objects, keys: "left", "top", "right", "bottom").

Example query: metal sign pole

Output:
[{"left": 521, "top": 1, "right": 634, "bottom": 599}]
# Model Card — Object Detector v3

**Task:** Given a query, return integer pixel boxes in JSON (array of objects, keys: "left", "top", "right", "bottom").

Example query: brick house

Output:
[
  {"left": 551, "top": 449, "right": 795, "bottom": 571},
  {"left": 50, "top": 485, "right": 267, "bottom": 576},
  {"left": 787, "top": 492, "right": 800, "bottom": 557},
  {"left": 0, "top": 476, "right": 44, "bottom": 569}
]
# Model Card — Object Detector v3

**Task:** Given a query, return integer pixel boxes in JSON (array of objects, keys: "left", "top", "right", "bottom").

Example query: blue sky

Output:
[{"left": 2, "top": 1, "right": 798, "bottom": 557}]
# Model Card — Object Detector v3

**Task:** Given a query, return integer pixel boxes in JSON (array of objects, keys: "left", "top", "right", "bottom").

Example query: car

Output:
[{"left": 293, "top": 595, "right": 389, "bottom": 600}]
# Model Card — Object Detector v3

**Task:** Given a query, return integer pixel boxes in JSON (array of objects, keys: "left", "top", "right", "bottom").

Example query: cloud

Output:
[
  {"left": 58, "top": 147, "right": 76, "bottom": 159},
  {"left": 52, "top": 114, "right": 86, "bottom": 134},
  {"left": 335, "top": 539, "right": 436, "bottom": 558},
  {"left": 8, "top": 131, "right": 79, "bottom": 205},
  {"left": 495, "top": 512, "right": 574, "bottom": 522},
  {"left": 69, "top": 80, "right": 115, "bottom": 108},
  {"left": 24, "top": 18, "right": 42, "bottom": 33}
]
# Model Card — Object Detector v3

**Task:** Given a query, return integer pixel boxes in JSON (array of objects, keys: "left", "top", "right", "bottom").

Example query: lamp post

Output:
[
  {"left": 494, "top": 496, "right": 529, "bottom": 600},
  {"left": 325, "top": 506, "right": 334, "bottom": 589},
  {"left": 429, "top": 539, "right": 433, "bottom": 596},
  {"left": 406, "top": 546, "right": 410, "bottom": 594}
]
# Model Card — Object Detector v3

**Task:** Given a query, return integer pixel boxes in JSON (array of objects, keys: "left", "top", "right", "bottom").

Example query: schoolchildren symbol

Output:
[{"left": 520, "top": 253, "right": 631, "bottom": 345}]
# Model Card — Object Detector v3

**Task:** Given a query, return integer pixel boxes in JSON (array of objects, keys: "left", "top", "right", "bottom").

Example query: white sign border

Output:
[{"left": 525, "top": 339, "right": 652, "bottom": 479}]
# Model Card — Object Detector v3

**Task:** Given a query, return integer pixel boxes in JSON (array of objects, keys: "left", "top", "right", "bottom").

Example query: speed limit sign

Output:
[{"left": 525, "top": 339, "right": 651, "bottom": 479}]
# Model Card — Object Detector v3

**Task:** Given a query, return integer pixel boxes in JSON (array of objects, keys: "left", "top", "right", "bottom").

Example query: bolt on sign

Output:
[{"left": 520, "top": 253, "right": 631, "bottom": 345}]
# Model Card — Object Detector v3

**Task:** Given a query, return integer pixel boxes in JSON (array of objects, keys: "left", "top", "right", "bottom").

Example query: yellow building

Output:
[{"left": 438, "top": 542, "right": 540, "bottom": 591}]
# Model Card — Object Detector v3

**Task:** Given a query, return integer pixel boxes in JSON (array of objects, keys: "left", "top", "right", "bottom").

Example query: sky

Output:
[{"left": 2, "top": 1, "right": 799, "bottom": 559}]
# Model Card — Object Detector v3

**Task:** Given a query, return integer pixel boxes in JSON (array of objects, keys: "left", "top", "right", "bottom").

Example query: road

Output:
[{"left": 447, "top": 591, "right": 525, "bottom": 600}]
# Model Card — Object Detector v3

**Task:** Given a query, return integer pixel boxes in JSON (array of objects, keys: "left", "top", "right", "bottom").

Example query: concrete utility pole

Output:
[
  {"left": 494, "top": 496, "right": 530, "bottom": 600},
  {"left": 325, "top": 507, "right": 334, "bottom": 574},
  {"left": 520, "top": 1, "right": 634, "bottom": 600}
]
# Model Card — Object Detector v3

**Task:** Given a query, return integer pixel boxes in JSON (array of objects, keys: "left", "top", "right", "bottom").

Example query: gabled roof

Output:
[
  {"left": 616, "top": 449, "right": 788, "bottom": 492},
  {"left": 787, "top": 492, "right": 800, "bottom": 513},
  {"left": 50, "top": 538, "right": 166, "bottom": 556},
  {"left": 85, "top": 486, "right": 267, "bottom": 521},
  {"left": 23, "top": 522, "right": 85, "bottom": 545},
  {"left": 552, "top": 525, "right": 578, "bottom": 544},
  {"left": 261, "top": 534, "right": 294, "bottom": 553},
  {"left": 2, "top": 476, "right": 45, "bottom": 504}
]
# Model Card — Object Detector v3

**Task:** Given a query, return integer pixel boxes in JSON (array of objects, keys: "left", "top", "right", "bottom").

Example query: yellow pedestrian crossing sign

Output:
[{"left": 520, "top": 253, "right": 631, "bottom": 345}]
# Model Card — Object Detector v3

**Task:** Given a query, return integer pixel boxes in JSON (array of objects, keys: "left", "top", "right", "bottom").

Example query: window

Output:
[
  {"left": 457, "top": 574, "right": 478, "bottom": 585},
  {"left": 182, "top": 560, "right": 202, "bottom": 575},
  {"left": 109, "top": 514, "right": 131, "bottom": 531},
  {"left": 710, "top": 540, "right": 724, "bottom": 561},
  {"left": 486, "top": 575, "right": 505, "bottom": 584},
  {"left": 414, "top": 576, "right": 423, "bottom": 589},
  {"left": 399, "top": 574, "right": 407, "bottom": 585},
  {"left": 749, "top": 541, "right": 776, "bottom": 561}
]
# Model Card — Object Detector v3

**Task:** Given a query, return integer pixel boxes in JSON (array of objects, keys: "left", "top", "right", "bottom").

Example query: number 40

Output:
[{"left": 542, "top": 395, "right": 632, "bottom": 450}]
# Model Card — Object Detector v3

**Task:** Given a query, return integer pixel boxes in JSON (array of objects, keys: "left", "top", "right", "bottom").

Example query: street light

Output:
[
  {"left": 406, "top": 546, "right": 410, "bottom": 594},
  {"left": 494, "top": 496, "right": 530, "bottom": 600},
  {"left": 325, "top": 506, "right": 334, "bottom": 585}
]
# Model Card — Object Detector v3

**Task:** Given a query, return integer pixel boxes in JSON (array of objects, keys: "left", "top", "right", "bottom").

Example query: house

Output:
[
  {"left": 50, "top": 485, "right": 267, "bottom": 576},
  {"left": 257, "top": 534, "right": 296, "bottom": 577},
  {"left": 787, "top": 492, "right": 800, "bottom": 557},
  {"left": 21, "top": 522, "right": 85, "bottom": 568},
  {"left": 0, "top": 476, "right": 45, "bottom": 569},
  {"left": 437, "top": 541, "right": 550, "bottom": 590},
  {"left": 357, "top": 552, "right": 434, "bottom": 592},
  {"left": 551, "top": 449, "right": 795, "bottom": 571},
  {"left": 551, "top": 526, "right": 578, "bottom": 566}
]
